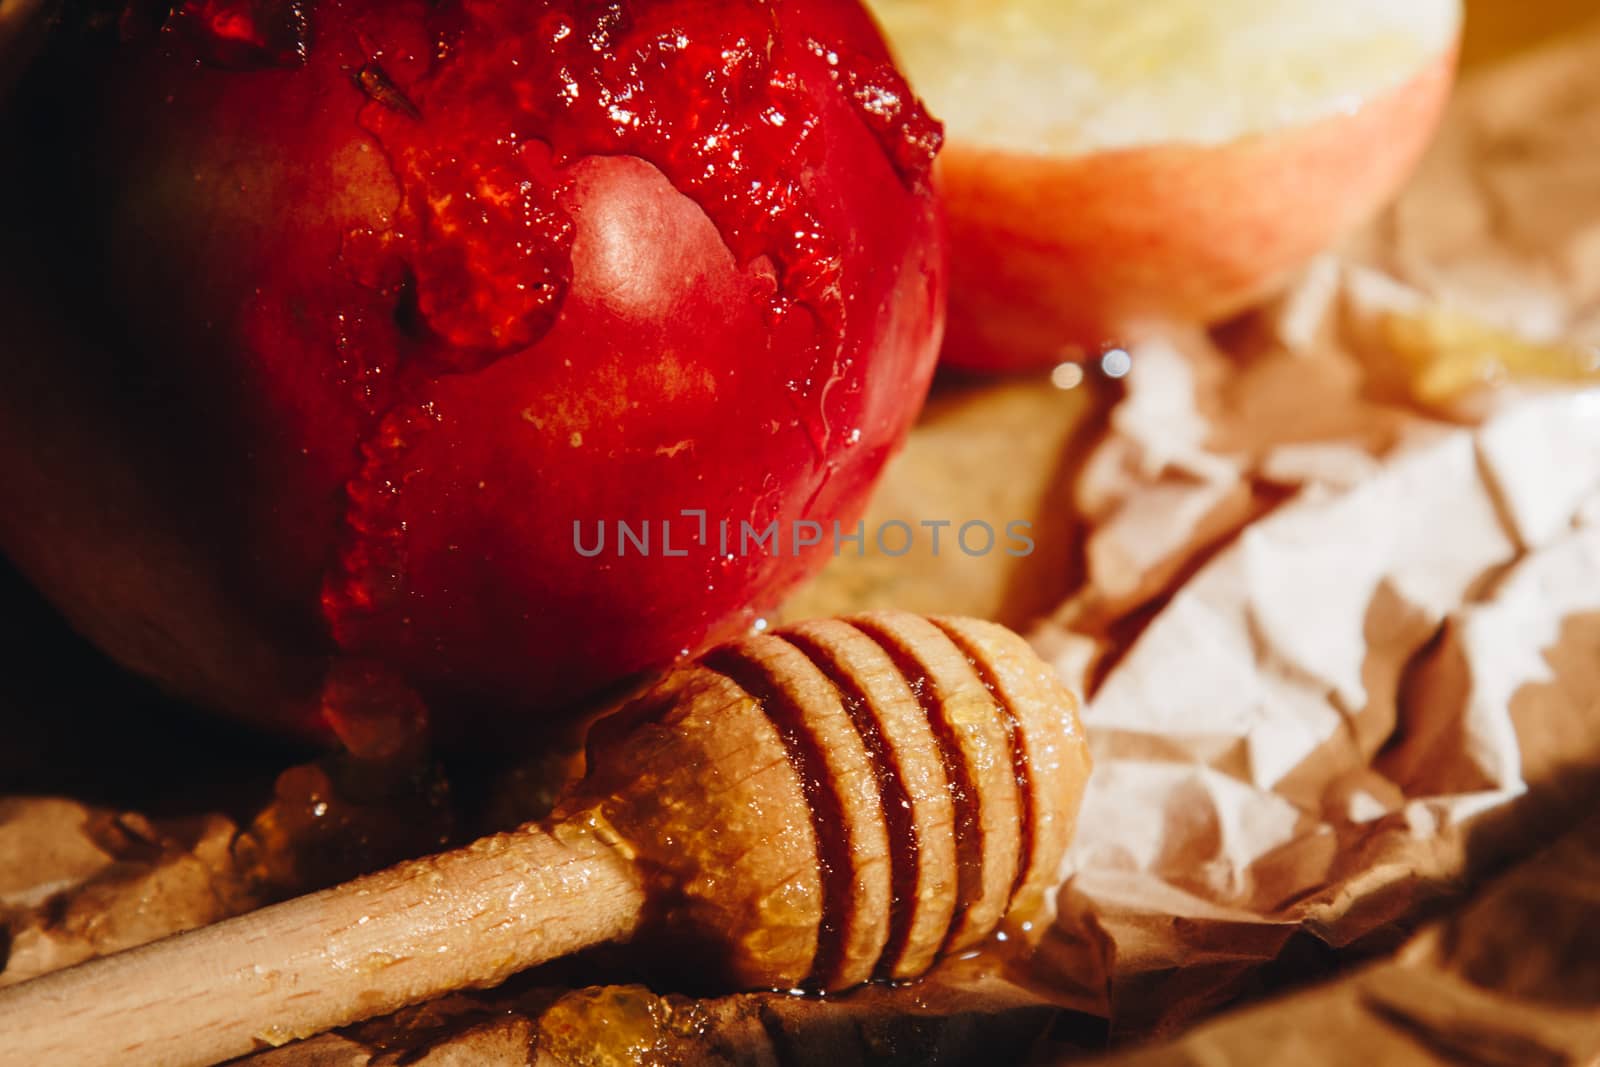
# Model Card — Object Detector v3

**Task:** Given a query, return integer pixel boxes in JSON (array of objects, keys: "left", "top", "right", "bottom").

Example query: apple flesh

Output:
[
  {"left": 865, "top": 0, "right": 1460, "bottom": 371},
  {"left": 2, "top": 0, "right": 945, "bottom": 747}
]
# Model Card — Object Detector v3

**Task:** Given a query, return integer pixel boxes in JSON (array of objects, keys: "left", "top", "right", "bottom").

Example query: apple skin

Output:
[
  {"left": 3, "top": 0, "right": 945, "bottom": 746},
  {"left": 938, "top": 51, "right": 1456, "bottom": 372}
]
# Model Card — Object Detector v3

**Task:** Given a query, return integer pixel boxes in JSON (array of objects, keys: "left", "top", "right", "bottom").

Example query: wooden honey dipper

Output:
[{"left": 0, "top": 612, "right": 1091, "bottom": 1067}]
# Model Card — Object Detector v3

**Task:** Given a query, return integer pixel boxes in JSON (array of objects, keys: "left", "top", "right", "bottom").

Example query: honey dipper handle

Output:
[{"left": 0, "top": 822, "right": 645, "bottom": 1067}]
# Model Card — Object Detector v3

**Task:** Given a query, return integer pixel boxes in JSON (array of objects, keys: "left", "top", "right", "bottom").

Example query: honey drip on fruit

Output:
[
  {"left": 318, "top": 658, "right": 432, "bottom": 762},
  {"left": 169, "top": 0, "right": 310, "bottom": 69},
  {"left": 323, "top": 400, "right": 441, "bottom": 648},
  {"left": 807, "top": 39, "right": 942, "bottom": 191}
]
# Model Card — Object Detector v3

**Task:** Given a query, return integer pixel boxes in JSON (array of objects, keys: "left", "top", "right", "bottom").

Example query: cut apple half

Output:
[{"left": 866, "top": 0, "right": 1462, "bottom": 371}]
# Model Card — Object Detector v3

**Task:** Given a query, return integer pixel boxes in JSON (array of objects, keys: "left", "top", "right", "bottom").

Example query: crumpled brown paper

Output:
[
  {"left": 0, "top": 799, "right": 252, "bottom": 986},
  {"left": 1099, "top": 805, "right": 1600, "bottom": 1067},
  {"left": 1032, "top": 394, "right": 1600, "bottom": 1034}
]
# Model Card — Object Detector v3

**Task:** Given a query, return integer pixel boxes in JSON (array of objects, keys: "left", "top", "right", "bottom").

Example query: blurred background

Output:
[{"left": 1461, "top": 0, "right": 1593, "bottom": 67}]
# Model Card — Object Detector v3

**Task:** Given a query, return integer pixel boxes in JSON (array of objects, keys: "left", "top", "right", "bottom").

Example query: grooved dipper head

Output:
[{"left": 561, "top": 611, "right": 1093, "bottom": 991}]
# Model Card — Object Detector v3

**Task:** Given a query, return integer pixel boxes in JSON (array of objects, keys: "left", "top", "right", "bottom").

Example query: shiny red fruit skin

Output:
[{"left": 14, "top": 0, "right": 945, "bottom": 744}]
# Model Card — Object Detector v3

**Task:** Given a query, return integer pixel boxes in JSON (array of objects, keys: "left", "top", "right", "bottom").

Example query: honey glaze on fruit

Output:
[{"left": 807, "top": 40, "right": 942, "bottom": 188}]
